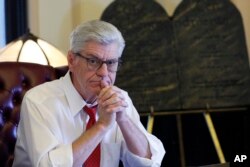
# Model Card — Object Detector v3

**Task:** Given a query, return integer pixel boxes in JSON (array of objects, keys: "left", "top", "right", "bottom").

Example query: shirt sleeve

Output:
[
  {"left": 120, "top": 92, "right": 166, "bottom": 167},
  {"left": 16, "top": 95, "right": 74, "bottom": 167}
]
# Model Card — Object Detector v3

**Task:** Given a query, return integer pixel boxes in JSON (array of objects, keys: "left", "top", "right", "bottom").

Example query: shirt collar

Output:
[{"left": 62, "top": 71, "right": 87, "bottom": 116}]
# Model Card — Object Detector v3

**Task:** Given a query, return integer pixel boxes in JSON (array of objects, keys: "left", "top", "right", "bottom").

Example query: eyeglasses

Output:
[{"left": 74, "top": 52, "right": 122, "bottom": 72}]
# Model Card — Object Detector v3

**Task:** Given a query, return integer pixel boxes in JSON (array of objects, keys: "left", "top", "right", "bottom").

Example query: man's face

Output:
[{"left": 68, "top": 41, "right": 120, "bottom": 103}]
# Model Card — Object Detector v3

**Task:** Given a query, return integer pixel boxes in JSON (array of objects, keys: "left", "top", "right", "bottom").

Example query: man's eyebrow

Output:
[
  {"left": 84, "top": 53, "right": 99, "bottom": 59},
  {"left": 83, "top": 52, "right": 119, "bottom": 61},
  {"left": 88, "top": 55, "right": 119, "bottom": 61},
  {"left": 108, "top": 58, "right": 119, "bottom": 62}
]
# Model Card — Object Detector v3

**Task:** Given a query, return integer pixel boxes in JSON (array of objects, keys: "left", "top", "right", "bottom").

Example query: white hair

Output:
[{"left": 70, "top": 20, "right": 125, "bottom": 56}]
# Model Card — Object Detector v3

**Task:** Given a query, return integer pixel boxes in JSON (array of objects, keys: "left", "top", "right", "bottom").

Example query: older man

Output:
[{"left": 13, "top": 20, "right": 165, "bottom": 167}]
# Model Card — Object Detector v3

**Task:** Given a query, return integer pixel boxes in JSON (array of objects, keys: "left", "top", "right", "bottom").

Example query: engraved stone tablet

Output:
[
  {"left": 101, "top": 0, "right": 250, "bottom": 112},
  {"left": 173, "top": 0, "right": 250, "bottom": 109},
  {"left": 102, "top": 0, "right": 180, "bottom": 112}
]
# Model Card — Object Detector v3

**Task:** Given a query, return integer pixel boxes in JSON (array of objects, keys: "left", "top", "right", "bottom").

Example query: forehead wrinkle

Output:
[{"left": 82, "top": 42, "right": 119, "bottom": 60}]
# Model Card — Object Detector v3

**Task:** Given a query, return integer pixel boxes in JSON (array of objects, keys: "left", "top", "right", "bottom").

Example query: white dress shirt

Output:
[{"left": 12, "top": 72, "right": 165, "bottom": 167}]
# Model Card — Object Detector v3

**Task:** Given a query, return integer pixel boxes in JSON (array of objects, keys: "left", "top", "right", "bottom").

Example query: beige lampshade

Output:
[{"left": 0, "top": 32, "right": 67, "bottom": 67}]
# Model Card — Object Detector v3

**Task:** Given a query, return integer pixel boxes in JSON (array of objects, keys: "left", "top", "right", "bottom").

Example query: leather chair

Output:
[{"left": 0, "top": 62, "right": 68, "bottom": 167}]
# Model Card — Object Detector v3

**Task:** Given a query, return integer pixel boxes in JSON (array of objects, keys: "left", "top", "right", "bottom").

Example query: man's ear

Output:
[{"left": 67, "top": 51, "right": 77, "bottom": 71}]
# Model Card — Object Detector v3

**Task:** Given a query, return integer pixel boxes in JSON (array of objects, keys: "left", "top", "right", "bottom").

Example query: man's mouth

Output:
[
  {"left": 90, "top": 80, "right": 110, "bottom": 88},
  {"left": 90, "top": 81, "right": 101, "bottom": 86}
]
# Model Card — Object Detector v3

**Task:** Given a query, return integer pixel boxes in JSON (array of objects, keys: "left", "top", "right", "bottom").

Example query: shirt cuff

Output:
[
  {"left": 47, "top": 144, "right": 73, "bottom": 166},
  {"left": 122, "top": 133, "right": 165, "bottom": 167},
  {"left": 125, "top": 149, "right": 154, "bottom": 167}
]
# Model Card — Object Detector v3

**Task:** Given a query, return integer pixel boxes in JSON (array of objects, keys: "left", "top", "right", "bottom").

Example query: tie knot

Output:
[{"left": 84, "top": 105, "right": 96, "bottom": 120}]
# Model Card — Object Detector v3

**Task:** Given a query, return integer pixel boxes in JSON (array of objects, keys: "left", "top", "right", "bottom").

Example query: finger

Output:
[
  {"left": 121, "top": 100, "right": 128, "bottom": 107},
  {"left": 98, "top": 86, "right": 124, "bottom": 106},
  {"left": 98, "top": 86, "right": 111, "bottom": 99},
  {"left": 102, "top": 96, "right": 128, "bottom": 109},
  {"left": 98, "top": 80, "right": 110, "bottom": 97},
  {"left": 105, "top": 103, "right": 128, "bottom": 113},
  {"left": 103, "top": 96, "right": 122, "bottom": 106},
  {"left": 99, "top": 86, "right": 117, "bottom": 101}
]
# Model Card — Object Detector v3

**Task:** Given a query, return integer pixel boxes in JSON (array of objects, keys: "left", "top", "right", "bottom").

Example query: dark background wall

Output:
[
  {"left": 101, "top": 0, "right": 250, "bottom": 166},
  {"left": 4, "top": 0, "right": 28, "bottom": 43}
]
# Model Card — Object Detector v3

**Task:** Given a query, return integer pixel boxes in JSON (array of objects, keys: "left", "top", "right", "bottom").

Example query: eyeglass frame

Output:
[{"left": 73, "top": 52, "right": 122, "bottom": 72}]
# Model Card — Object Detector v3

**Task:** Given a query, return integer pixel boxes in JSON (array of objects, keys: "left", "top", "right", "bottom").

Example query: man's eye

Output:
[
  {"left": 88, "top": 59, "right": 99, "bottom": 64},
  {"left": 107, "top": 60, "right": 117, "bottom": 65}
]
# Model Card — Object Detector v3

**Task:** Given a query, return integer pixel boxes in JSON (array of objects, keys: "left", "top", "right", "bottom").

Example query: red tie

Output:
[{"left": 83, "top": 105, "right": 101, "bottom": 167}]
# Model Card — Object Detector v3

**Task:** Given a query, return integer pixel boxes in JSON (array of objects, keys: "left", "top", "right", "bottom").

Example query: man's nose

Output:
[{"left": 96, "top": 63, "right": 109, "bottom": 76}]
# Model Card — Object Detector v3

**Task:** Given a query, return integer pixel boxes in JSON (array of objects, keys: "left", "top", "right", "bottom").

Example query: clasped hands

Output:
[{"left": 96, "top": 81, "right": 128, "bottom": 129}]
